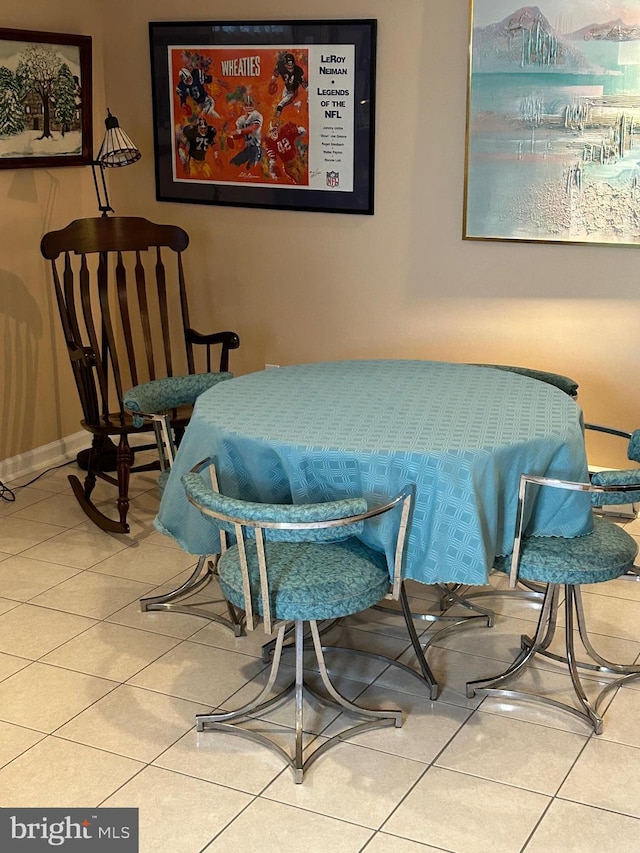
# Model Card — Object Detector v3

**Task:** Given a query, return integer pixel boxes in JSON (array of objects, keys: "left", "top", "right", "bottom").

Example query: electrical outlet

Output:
[{"left": 264, "top": 363, "right": 280, "bottom": 369}]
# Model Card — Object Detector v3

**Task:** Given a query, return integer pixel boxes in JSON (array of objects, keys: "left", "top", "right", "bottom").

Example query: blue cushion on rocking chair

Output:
[{"left": 124, "top": 372, "right": 232, "bottom": 428}]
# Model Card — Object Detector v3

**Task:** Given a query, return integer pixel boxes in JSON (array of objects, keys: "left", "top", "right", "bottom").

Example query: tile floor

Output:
[{"left": 2, "top": 459, "right": 640, "bottom": 852}]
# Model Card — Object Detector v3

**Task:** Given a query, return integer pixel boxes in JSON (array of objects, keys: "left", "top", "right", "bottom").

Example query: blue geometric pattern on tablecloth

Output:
[{"left": 155, "top": 360, "right": 592, "bottom": 586}]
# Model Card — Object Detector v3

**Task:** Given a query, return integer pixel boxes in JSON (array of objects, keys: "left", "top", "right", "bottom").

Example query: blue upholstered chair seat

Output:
[
  {"left": 218, "top": 537, "right": 390, "bottom": 622},
  {"left": 124, "top": 372, "right": 232, "bottom": 427},
  {"left": 494, "top": 516, "right": 637, "bottom": 585}
]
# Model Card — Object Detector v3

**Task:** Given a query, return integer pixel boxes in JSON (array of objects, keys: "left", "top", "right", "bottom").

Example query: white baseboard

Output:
[
  {"left": 0, "top": 431, "right": 88, "bottom": 484},
  {"left": 0, "top": 431, "right": 155, "bottom": 485}
]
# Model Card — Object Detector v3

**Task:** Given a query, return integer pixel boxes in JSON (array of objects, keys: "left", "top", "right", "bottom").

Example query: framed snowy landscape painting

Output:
[
  {"left": 464, "top": 2, "right": 640, "bottom": 246},
  {"left": 0, "top": 28, "right": 92, "bottom": 169}
]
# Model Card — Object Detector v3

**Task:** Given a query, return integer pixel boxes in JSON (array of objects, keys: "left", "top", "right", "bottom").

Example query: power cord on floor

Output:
[
  {"left": 0, "top": 460, "right": 75, "bottom": 502},
  {"left": 0, "top": 480, "right": 15, "bottom": 502}
]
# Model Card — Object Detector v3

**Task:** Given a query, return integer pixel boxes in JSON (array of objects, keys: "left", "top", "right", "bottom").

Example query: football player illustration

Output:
[
  {"left": 226, "top": 85, "right": 252, "bottom": 117},
  {"left": 227, "top": 93, "right": 263, "bottom": 170},
  {"left": 264, "top": 120, "right": 307, "bottom": 184},
  {"left": 217, "top": 121, "right": 230, "bottom": 153},
  {"left": 176, "top": 66, "right": 221, "bottom": 118},
  {"left": 268, "top": 52, "right": 308, "bottom": 117},
  {"left": 179, "top": 115, "right": 217, "bottom": 178}
]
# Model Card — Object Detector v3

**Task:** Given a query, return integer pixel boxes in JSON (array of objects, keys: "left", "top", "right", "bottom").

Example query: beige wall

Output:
[
  {"left": 1, "top": 1, "right": 105, "bottom": 461},
  {"left": 1, "top": 1, "right": 637, "bottom": 467}
]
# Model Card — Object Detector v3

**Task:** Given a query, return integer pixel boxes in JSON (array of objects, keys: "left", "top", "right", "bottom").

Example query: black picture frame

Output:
[
  {"left": 0, "top": 28, "right": 92, "bottom": 169},
  {"left": 149, "top": 19, "right": 376, "bottom": 214}
]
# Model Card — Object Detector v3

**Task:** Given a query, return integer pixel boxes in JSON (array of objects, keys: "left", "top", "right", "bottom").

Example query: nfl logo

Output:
[{"left": 326, "top": 171, "right": 339, "bottom": 188}]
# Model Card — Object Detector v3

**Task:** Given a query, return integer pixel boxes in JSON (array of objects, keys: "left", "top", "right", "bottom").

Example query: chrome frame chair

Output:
[
  {"left": 456, "top": 420, "right": 640, "bottom": 673},
  {"left": 183, "top": 459, "right": 413, "bottom": 783},
  {"left": 585, "top": 422, "right": 640, "bottom": 525},
  {"left": 122, "top": 396, "right": 243, "bottom": 636},
  {"left": 455, "top": 363, "right": 580, "bottom": 607},
  {"left": 467, "top": 471, "right": 640, "bottom": 734},
  {"left": 373, "top": 363, "right": 579, "bottom": 666}
]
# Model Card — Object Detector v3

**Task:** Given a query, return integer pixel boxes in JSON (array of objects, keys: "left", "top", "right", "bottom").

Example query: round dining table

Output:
[{"left": 155, "top": 360, "right": 592, "bottom": 586}]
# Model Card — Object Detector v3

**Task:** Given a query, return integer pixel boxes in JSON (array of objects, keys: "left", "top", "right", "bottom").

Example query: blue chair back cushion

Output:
[
  {"left": 182, "top": 471, "right": 367, "bottom": 542},
  {"left": 590, "top": 468, "right": 640, "bottom": 505},
  {"left": 470, "top": 364, "right": 578, "bottom": 397},
  {"left": 218, "top": 537, "right": 390, "bottom": 621},
  {"left": 494, "top": 516, "right": 637, "bottom": 585},
  {"left": 627, "top": 430, "right": 640, "bottom": 463}
]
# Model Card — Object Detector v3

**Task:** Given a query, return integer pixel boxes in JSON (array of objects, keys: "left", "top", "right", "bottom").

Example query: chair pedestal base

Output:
[
  {"left": 196, "top": 620, "right": 403, "bottom": 783},
  {"left": 466, "top": 583, "right": 640, "bottom": 734},
  {"left": 453, "top": 577, "right": 546, "bottom": 606},
  {"left": 261, "top": 583, "right": 440, "bottom": 699},
  {"left": 373, "top": 581, "right": 494, "bottom": 699},
  {"left": 140, "top": 555, "right": 244, "bottom": 635}
]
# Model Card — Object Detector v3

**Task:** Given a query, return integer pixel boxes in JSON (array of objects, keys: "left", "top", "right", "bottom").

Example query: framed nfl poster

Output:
[{"left": 149, "top": 19, "right": 376, "bottom": 214}]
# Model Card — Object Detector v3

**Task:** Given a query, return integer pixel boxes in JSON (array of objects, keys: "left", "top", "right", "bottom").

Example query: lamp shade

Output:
[{"left": 96, "top": 109, "right": 141, "bottom": 168}]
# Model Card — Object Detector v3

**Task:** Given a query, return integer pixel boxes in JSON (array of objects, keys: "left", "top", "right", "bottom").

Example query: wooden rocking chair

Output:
[{"left": 41, "top": 215, "right": 239, "bottom": 534}]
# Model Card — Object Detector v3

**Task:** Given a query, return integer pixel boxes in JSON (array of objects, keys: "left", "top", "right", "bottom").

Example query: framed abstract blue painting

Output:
[{"left": 464, "top": 2, "right": 640, "bottom": 246}]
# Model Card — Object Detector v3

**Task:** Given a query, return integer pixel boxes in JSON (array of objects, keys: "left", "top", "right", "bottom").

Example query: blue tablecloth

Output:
[{"left": 155, "top": 360, "right": 592, "bottom": 585}]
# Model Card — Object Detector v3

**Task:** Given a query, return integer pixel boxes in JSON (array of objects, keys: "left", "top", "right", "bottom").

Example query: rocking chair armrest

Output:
[
  {"left": 185, "top": 329, "right": 240, "bottom": 373},
  {"left": 186, "top": 329, "right": 240, "bottom": 350}
]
